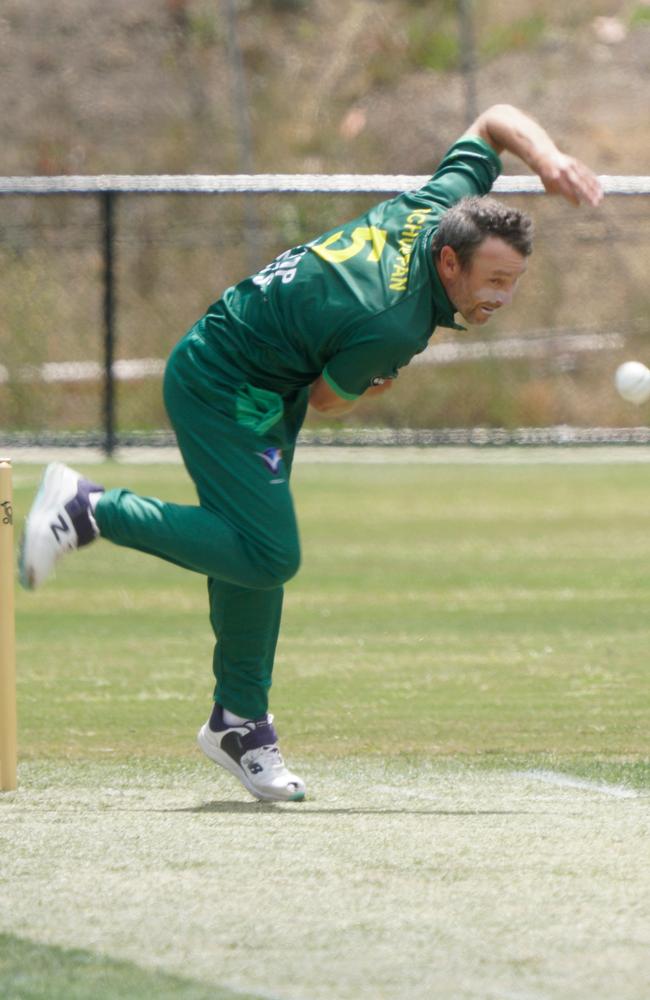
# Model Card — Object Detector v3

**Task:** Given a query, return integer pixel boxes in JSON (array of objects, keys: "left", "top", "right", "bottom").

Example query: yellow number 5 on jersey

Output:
[{"left": 311, "top": 225, "right": 388, "bottom": 265}]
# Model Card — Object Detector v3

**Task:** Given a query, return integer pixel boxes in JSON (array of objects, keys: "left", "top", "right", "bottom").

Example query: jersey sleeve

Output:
[
  {"left": 322, "top": 316, "right": 418, "bottom": 399},
  {"left": 412, "top": 136, "right": 503, "bottom": 211}
]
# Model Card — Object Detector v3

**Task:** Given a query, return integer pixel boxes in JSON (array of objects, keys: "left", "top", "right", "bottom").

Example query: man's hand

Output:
[
  {"left": 535, "top": 149, "right": 603, "bottom": 207},
  {"left": 467, "top": 104, "right": 603, "bottom": 207}
]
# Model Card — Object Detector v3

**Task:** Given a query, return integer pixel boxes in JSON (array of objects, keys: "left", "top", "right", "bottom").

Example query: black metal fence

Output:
[{"left": 0, "top": 173, "right": 648, "bottom": 453}]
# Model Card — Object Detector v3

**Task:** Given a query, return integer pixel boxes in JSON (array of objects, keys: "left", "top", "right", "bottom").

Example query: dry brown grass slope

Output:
[{"left": 0, "top": 0, "right": 648, "bottom": 177}]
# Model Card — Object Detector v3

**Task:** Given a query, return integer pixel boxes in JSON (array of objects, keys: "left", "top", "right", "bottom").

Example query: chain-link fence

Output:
[{"left": 0, "top": 175, "right": 648, "bottom": 451}]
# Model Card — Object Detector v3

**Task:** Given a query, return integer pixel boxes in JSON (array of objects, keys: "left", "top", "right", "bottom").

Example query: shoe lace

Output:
[{"left": 247, "top": 744, "right": 286, "bottom": 772}]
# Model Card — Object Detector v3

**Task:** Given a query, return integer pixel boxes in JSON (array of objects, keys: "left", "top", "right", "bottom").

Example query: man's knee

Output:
[{"left": 261, "top": 539, "right": 301, "bottom": 588}]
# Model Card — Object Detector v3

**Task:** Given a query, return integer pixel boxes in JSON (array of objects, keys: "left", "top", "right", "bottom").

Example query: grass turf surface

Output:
[
  {"left": 3, "top": 457, "right": 650, "bottom": 998},
  {"left": 10, "top": 459, "right": 650, "bottom": 767}
]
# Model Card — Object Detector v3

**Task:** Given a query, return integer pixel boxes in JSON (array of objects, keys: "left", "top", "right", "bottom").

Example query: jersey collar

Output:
[{"left": 421, "top": 229, "right": 466, "bottom": 331}]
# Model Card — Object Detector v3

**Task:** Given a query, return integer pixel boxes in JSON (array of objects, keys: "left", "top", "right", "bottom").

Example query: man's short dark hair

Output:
[{"left": 432, "top": 195, "right": 534, "bottom": 268}]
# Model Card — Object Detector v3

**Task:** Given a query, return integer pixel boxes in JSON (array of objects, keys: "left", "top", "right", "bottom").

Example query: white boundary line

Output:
[
  {"left": 295, "top": 446, "right": 650, "bottom": 465},
  {"left": 7, "top": 445, "right": 650, "bottom": 466},
  {"left": 0, "top": 331, "right": 623, "bottom": 385},
  {"left": 516, "top": 770, "right": 639, "bottom": 799}
]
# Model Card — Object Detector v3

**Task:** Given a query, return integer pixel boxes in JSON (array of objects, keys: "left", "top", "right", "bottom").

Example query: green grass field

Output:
[{"left": 2, "top": 455, "right": 650, "bottom": 999}]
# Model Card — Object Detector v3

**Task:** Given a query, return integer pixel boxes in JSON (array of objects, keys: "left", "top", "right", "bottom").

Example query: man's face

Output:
[{"left": 436, "top": 236, "right": 528, "bottom": 326}]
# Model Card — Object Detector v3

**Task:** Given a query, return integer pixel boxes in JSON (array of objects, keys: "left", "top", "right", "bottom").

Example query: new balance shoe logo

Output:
[{"left": 50, "top": 514, "right": 70, "bottom": 543}]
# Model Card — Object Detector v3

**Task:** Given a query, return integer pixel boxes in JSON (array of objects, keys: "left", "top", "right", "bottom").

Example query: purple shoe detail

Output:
[
  {"left": 64, "top": 478, "right": 104, "bottom": 548},
  {"left": 209, "top": 704, "right": 278, "bottom": 751}
]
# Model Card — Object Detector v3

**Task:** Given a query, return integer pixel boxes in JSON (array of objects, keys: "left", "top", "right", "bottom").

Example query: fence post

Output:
[
  {"left": 458, "top": 0, "right": 478, "bottom": 126},
  {"left": 224, "top": 0, "right": 258, "bottom": 275},
  {"left": 101, "top": 191, "right": 116, "bottom": 457}
]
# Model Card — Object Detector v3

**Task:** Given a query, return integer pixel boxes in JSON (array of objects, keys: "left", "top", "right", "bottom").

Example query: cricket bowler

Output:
[{"left": 19, "top": 104, "right": 603, "bottom": 801}]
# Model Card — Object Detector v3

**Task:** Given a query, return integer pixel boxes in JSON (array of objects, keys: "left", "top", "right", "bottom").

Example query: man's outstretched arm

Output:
[{"left": 466, "top": 104, "right": 603, "bottom": 207}]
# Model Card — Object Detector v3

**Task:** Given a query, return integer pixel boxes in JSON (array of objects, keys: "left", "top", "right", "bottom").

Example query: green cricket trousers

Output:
[{"left": 94, "top": 324, "right": 309, "bottom": 720}]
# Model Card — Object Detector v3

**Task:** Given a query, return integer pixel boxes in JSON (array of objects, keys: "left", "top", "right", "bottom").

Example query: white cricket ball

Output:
[{"left": 614, "top": 361, "right": 650, "bottom": 405}]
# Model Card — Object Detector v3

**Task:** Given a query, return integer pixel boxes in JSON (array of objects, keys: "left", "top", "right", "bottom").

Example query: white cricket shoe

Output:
[
  {"left": 18, "top": 462, "right": 104, "bottom": 590},
  {"left": 197, "top": 706, "right": 306, "bottom": 802}
]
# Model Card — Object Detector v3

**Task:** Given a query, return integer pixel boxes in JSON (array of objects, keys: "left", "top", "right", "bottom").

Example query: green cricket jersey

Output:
[{"left": 196, "top": 136, "right": 502, "bottom": 399}]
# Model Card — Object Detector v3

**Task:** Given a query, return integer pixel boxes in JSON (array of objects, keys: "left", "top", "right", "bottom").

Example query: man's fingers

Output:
[
  {"left": 584, "top": 171, "right": 604, "bottom": 207},
  {"left": 566, "top": 164, "right": 587, "bottom": 205},
  {"left": 569, "top": 160, "right": 604, "bottom": 206},
  {"left": 544, "top": 158, "right": 604, "bottom": 207}
]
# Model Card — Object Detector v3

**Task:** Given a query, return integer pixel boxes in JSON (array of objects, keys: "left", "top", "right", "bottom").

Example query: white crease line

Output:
[{"left": 516, "top": 770, "right": 640, "bottom": 799}]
